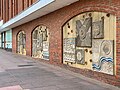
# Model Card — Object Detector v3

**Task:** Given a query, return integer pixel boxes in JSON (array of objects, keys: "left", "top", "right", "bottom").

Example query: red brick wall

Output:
[
  {"left": 0, "top": 0, "right": 37, "bottom": 23},
  {"left": 9, "top": 0, "right": 13, "bottom": 20},
  {"left": 5, "top": 0, "right": 9, "bottom": 22},
  {"left": 18, "top": 0, "right": 23, "bottom": 13},
  {"left": 0, "top": 0, "right": 3, "bottom": 20},
  {"left": 12, "top": 0, "right": 120, "bottom": 87},
  {"left": 2, "top": 0, "right": 6, "bottom": 23}
]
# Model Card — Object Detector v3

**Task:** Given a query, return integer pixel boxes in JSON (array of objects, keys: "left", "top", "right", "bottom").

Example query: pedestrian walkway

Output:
[{"left": 0, "top": 49, "right": 119, "bottom": 90}]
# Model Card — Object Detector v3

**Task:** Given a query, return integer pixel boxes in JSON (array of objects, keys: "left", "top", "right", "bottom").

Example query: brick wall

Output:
[
  {"left": 12, "top": 0, "right": 120, "bottom": 87},
  {"left": 0, "top": 0, "right": 37, "bottom": 23}
]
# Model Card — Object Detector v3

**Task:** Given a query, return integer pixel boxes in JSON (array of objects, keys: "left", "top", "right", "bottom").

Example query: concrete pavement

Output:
[{"left": 0, "top": 49, "right": 119, "bottom": 90}]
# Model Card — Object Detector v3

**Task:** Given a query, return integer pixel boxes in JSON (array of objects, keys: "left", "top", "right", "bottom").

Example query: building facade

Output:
[
  {"left": 0, "top": 0, "right": 37, "bottom": 50},
  {"left": 0, "top": 0, "right": 37, "bottom": 23},
  {"left": 0, "top": 0, "right": 120, "bottom": 87}
]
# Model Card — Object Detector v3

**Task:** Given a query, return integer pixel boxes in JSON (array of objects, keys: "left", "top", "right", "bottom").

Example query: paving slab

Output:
[
  {"left": 0, "top": 85, "right": 23, "bottom": 90},
  {"left": 0, "top": 49, "right": 119, "bottom": 90}
]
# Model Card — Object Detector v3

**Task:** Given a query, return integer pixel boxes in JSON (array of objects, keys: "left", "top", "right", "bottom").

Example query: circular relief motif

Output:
[
  {"left": 101, "top": 41, "right": 111, "bottom": 55},
  {"left": 77, "top": 52, "right": 82, "bottom": 61}
]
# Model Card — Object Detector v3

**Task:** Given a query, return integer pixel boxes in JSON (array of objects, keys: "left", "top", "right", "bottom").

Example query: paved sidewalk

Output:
[{"left": 0, "top": 49, "right": 119, "bottom": 90}]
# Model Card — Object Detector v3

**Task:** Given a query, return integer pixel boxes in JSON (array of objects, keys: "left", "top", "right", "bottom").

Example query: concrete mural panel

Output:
[
  {"left": 75, "top": 49, "right": 85, "bottom": 64},
  {"left": 92, "top": 17, "right": 104, "bottom": 39},
  {"left": 42, "top": 29, "right": 48, "bottom": 41},
  {"left": 43, "top": 42, "right": 49, "bottom": 60},
  {"left": 92, "top": 40, "right": 114, "bottom": 75},
  {"left": 17, "top": 31, "right": 26, "bottom": 55},
  {"left": 76, "top": 17, "right": 92, "bottom": 47},
  {"left": 63, "top": 38, "right": 75, "bottom": 62},
  {"left": 32, "top": 26, "right": 49, "bottom": 60}
]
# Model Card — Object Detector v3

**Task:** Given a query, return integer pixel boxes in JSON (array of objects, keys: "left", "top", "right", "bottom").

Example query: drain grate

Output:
[
  {"left": 27, "top": 61, "right": 36, "bottom": 64},
  {"left": 18, "top": 64, "right": 34, "bottom": 67}
]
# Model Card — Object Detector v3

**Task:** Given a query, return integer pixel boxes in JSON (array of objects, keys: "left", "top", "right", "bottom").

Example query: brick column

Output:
[{"left": 116, "top": 17, "right": 120, "bottom": 81}]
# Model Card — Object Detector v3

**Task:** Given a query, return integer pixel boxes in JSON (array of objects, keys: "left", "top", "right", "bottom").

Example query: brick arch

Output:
[
  {"left": 16, "top": 30, "right": 26, "bottom": 36},
  {"left": 60, "top": 3, "right": 119, "bottom": 86},
  {"left": 31, "top": 25, "right": 50, "bottom": 59},
  {"left": 31, "top": 24, "right": 49, "bottom": 34},
  {"left": 30, "top": 24, "right": 50, "bottom": 56},
  {"left": 60, "top": 5, "right": 117, "bottom": 27}
]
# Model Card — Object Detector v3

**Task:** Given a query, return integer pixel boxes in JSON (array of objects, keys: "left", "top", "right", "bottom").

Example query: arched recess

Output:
[
  {"left": 62, "top": 12, "right": 116, "bottom": 75},
  {"left": 17, "top": 31, "right": 26, "bottom": 55},
  {"left": 32, "top": 25, "right": 49, "bottom": 60}
]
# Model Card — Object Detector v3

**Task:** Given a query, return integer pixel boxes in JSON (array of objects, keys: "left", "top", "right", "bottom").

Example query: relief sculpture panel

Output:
[
  {"left": 76, "top": 17, "right": 92, "bottom": 47},
  {"left": 92, "top": 17, "right": 104, "bottom": 39},
  {"left": 75, "top": 49, "right": 85, "bottom": 64},
  {"left": 92, "top": 40, "right": 114, "bottom": 75},
  {"left": 63, "top": 38, "right": 75, "bottom": 63}
]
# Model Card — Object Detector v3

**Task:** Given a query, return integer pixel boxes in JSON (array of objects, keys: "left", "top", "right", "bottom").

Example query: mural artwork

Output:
[
  {"left": 63, "top": 12, "right": 115, "bottom": 75},
  {"left": 75, "top": 49, "right": 85, "bottom": 64},
  {"left": 76, "top": 17, "right": 92, "bottom": 47},
  {"left": 43, "top": 42, "right": 49, "bottom": 60},
  {"left": 32, "top": 26, "right": 49, "bottom": 60},
  {"left": 92, "top": 40, "right": 114, "bottom": 75},
  {"left": 42, "top": 29, "right": 48, "bottom": 41},
  {"left": 92, "top": 17, "right": 104, "bottom": 39},
  {"left": 63, "top": 38, "right": 75, "bottom": 63},
  {"left": 17, "top": 31, "right": 26, "bottom": 55}
]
